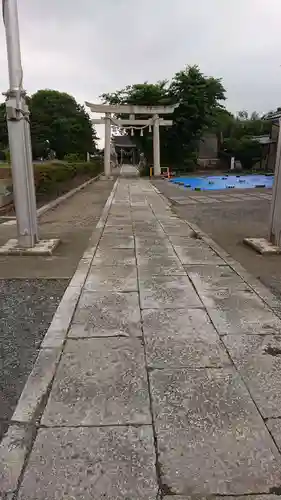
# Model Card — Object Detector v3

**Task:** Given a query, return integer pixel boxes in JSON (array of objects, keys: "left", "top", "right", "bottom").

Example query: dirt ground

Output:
[
  {"left": 0, "top": 178, "right": 114, "bottom": 278},
  {"left": 153, "top": 179, "right": 281, "bottom": 299}
]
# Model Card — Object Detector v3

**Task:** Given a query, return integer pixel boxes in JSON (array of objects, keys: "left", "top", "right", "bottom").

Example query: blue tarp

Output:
[{"left": 170, "top": 174, "right": 274, "bottom": 191}]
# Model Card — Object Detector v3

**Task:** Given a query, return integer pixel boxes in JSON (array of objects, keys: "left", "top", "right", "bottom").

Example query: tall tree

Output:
[
  {"left": 101, "top": 65, "right": 226, "bottom": 168},
  {"left": 29, "top": 90, "right": 97, "bottom": 160},
  {"left": 217, "top": 110, "right": 271, "bottom": 170},
  {"left": 167, "top": 65, "right": 225, "bottom": 166},
  {"left": 0, "top": 91, "right": 97, "bottom": 160}
]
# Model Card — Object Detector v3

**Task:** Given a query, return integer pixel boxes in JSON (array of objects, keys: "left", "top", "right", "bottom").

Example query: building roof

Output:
[
  {"left": 112, "top": 135, "right": 137, "bottom": 148},
  {"left": 251, "top": 135, "right": 273, "bottom": 145},
  {"left": 263, "top": 111, "right": 281, "bottom": 122}
]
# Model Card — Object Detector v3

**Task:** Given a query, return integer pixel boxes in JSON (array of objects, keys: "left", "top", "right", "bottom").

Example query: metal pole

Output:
[
  {"left": 3, "top": 0, "right": 38, "bottom": 247},
  {"left": 104, "top": 112, "right": 111, "bottom": 177},
  {"left": 153, "top": 114, "right": 161, "bottom": 176}
]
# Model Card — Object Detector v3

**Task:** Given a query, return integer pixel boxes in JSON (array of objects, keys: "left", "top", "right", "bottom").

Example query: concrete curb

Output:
[
  {"left": 2, "top": 173, "right": 101, "bottom": 226},
  {"left": 0, "top": 179, "right": 119, "bottom": 498}
]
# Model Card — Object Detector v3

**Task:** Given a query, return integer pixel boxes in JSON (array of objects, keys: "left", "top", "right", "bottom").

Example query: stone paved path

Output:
[
  {"left": 153, "top": 178, "right": 281, "bottom": 302},
  {"left": 2, "top": 175, "right": 281, "bottom": 499},
  {"left": 169, "top": 190, "right": 272, "bottom": 205}
]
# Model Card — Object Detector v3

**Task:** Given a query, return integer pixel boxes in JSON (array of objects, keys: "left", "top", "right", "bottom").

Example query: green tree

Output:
[
  {"left": 222, "top": 137, "right": 264, "bottom": 170},
  {"left": 215, "top": 108, "right": 271, "bottom": 170},
  {"left": 102, "top": 80, "right": 170, "bottom": 108},
  {"left": 237, "top": 110, "right": 249, "bottom": 120},
  {"left": 167, "top": 65, "right": 225, "bottom": 167},
  {"left": 0, "top": 91, "right": 98, "bottom": 160},
  {"left": 101, "top": 65, "right": 226, "bottom": 169},
  {"left": 29, "top": 90, "right": 97, "bottom": 160},
  {"left": 0, "top": 103, "right": 8, "bottom": 149},
  {"left": 214, "top": 109, "right": 236, "bottom": 137},
  {"left": 232, "top": 112, "right": 270, "bottom": 139}
]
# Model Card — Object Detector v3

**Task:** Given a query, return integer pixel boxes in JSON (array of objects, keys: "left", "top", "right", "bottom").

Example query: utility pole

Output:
[{"left": 2, "top": 0, "right": 38, "bottom": 248}]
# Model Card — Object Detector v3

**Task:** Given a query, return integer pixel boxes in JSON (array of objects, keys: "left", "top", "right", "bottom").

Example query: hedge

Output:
[
  {"left": 0, "top": 160, "right": 103, "bottom": 198},
  {"left": 34, "top": 160, "right": 102, "bottom": 196}
]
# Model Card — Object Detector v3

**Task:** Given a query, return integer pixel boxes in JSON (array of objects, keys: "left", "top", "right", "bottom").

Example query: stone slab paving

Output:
[
  {"left": 68, "top": 291, "right": 142, "bottom": 338},
  {"left": 3, "top": 175, "right": 281, "bottom": 499},
  {"left": 170, "top": 191, "right": 272, "bottom": 206},
  {"left": 92, "top": 247, "right": 136, "bottom": 267},
  {"left": 98, "top": 234, "right": 135, "bottom": 249},
  {"left": 171, "top": 238, "right": 224, "bottom": 265},
  {"left": 266, "top": 418, "right": 281, "bottom": 452},
  {"left": 139, "top": 275, "right": 202, "bottom": 309},
  {"left": 186, "top": 263, "right": 249, "bottom": 291},
  {"left": 150, "top": 367, "right": 280, "bottom": 495},
  {"left": 142, "top": 308, "right": 230, "bottom": 368},
  {"left": 223, "top": 334, "right": 281, "bottom": 418},
  {"left": 18, "top": 427, "right": 157, "bottom": 500},
  {"left": 164, "top": 497, "right": 278, "bottom": 500},
  {"left": 205, "top": 288, "right": 281, "bottom": 335},
  {"left": 42, "top": 338, "right": 151, "bottom": 426},
  {"left": 84, "top": 265, "right": 138, "bottom": 292}
]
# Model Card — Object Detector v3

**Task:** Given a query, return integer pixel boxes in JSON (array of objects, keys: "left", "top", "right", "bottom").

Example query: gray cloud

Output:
[{"left": 0, "top": 0, "right": 280, "bottom": 143}]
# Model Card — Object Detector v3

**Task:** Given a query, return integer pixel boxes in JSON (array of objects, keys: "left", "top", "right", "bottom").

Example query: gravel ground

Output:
[
  {"left": 0, "top": 279, "right": 68, "bottom": 439},
  {"left": 153, "top": 179, "right": 281, "bottom": 300},
  {"left": 0, "top": 178, "right": 114, "bottom": 442}
]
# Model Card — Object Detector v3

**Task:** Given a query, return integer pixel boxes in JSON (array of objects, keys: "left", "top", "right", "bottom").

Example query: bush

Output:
[
  {"left": 34, "top": 160, "right": 102, "bottom": 197},
  {"left": 63, "top": 153, "right": 85, "bottom": 163},
  {"left": 4, "top": 149, "right": 10, "bottom": 163}
]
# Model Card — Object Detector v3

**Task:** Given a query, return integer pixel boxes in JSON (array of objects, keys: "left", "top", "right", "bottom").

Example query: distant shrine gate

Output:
[{"left": 85, "top": 102, "right": 177, "bottom": 177}]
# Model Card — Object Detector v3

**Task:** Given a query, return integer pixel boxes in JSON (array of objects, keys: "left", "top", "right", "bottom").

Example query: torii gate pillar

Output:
[
  {"left": 153, "top": 115, "right": 161, "bottom": 176},
  {"left": 104, "top": 112, "right": 111, "bottom": 178}
]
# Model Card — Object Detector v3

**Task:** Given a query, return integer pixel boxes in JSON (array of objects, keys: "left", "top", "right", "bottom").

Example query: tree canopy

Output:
[
  {"left": 0, "top": 70, "right": 275, "bottom": 171},
  {"left": 216, "top": 110, "right": 271, "bottom": 169},
  {"left": 0, "top": 89, "right": 97, "bottom": 160},
  {"left": 102, "top": 64, "right": 274, "bottom": 170},
  {"left": 216, "top": 109, "right": 270, "bottom": 140},
  {"left": 101, "top": 65, "right": 226, "bottom": 168}
]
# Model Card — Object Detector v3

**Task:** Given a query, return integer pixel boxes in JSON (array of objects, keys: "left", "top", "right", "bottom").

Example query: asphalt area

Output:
[
  {"left": 0, "top": 178, "right": 114, "bottom": 440},
  {"left": 0, "top": 279, "right": 67, "bottom": 439},
  {"left": 153, "top": 179, "right": 281, "bottom": 299}
]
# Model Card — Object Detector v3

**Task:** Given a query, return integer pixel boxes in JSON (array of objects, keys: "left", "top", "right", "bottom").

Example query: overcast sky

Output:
[{"left": 1, "top": 0, "right": 281, "bottom": 143}]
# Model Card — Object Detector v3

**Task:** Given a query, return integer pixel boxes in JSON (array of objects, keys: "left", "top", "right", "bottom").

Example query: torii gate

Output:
[{"left": 85, "top": 102, "right": 177, "bottom": 177}]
